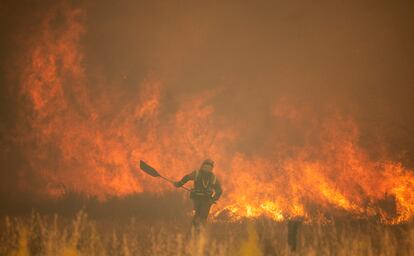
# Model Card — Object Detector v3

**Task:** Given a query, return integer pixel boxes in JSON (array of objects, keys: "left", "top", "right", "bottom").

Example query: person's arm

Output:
[
  {"left": 174, "top": 171, "right": 195, "bottom": 187},
  {"left": 212, "top": 179, "right": 222, "bottom": 201}
]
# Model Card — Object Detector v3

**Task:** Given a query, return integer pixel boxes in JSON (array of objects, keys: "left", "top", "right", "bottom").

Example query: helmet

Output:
[{"left": 202, "top": 158, "right": 214, "bottom": 167}]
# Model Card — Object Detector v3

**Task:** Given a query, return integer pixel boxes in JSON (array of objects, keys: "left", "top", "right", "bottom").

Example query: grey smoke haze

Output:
[{"left": 1, "top": 0, "right": 414, "bottom": 203}]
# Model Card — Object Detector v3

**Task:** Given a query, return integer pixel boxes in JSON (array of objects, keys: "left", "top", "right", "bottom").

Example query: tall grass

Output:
[{"left": 1, "top": 211, "right": 413, "bottom": 256}]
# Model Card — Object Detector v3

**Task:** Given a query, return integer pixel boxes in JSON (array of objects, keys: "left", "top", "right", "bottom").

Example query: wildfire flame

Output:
[{"left": 9, "top": 4, "right": 414, "bottom": 224}]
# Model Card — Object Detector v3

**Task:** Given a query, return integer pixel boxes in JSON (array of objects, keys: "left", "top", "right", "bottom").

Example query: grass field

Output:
[
  {"left": 0, "top": 193, "right": 413, "bottom": 256},
  {"left": 1, "top": 211, "right": 413, "bottom": 256}
]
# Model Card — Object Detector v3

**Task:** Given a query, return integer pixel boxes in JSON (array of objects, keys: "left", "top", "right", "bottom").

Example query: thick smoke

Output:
[{"left": 1, "top": 0, "right": 414, "bottom": 220}]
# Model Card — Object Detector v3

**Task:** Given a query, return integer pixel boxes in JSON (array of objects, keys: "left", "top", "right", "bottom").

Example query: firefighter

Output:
[{"left": 174, "top": 159, "right": 222, "bottom": 229}]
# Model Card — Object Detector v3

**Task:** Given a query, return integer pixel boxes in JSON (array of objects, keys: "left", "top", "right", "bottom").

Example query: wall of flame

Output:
[{"left": 3, "top": 2, "right": 414, "bottom": 223}]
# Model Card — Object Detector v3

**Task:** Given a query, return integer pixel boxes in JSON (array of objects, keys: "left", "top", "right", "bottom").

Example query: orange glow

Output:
[{"left": 14, "top": 5, "right": 414, "bottom": 224}]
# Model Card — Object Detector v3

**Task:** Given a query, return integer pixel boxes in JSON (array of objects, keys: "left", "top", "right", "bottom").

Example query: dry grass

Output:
[{"left": 1, "top": 211, "right": 413, "bottom": 256}]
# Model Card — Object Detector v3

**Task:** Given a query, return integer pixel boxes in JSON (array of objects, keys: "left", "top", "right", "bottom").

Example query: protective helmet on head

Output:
[{"left": 201, "top": 158, "right": 214, "bottom": 167}]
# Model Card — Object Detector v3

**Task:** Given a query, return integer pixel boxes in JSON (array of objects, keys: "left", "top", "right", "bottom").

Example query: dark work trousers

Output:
[{"left": 192, "top": 199, "right": 212, "bottom": 230}]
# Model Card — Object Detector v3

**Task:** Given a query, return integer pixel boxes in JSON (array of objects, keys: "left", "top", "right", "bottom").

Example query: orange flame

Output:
[
  {"left": 218, "top": 115, "right": 414, "bottom": 223},
  {"left": 12, "top": 5, "right": 414, "bottom": 224}
]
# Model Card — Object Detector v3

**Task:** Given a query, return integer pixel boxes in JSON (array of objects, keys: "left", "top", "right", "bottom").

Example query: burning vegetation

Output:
[
  {"left": 1, "top": 0, "right": 414, "bottom": 255},
  {"left": 6, "top": 3, "right": 414, "bottom": 224}
]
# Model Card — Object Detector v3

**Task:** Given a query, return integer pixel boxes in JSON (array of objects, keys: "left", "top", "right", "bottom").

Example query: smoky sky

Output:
[{"left": 1, "top": 0, "right": 414, "bottom": 202}]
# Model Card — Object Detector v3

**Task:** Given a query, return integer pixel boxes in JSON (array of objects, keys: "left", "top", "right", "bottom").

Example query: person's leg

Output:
[
  {"left": 192, "top": 200, "right": 202, "bottom": 230},
  {"left": 198, "top": 201, "right": 212, "bottom": 226}
]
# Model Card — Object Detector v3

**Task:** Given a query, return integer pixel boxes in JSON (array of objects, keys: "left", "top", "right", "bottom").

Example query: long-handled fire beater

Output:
[{"left": 139, "top": 160, "right": 191, "bottom": 192}]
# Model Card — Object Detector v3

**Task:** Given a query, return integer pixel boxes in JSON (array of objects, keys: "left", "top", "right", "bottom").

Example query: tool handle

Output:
[{"left": 160, "top": 176, "right": 191, "bottom": 192}]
